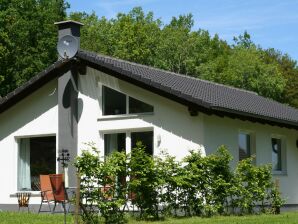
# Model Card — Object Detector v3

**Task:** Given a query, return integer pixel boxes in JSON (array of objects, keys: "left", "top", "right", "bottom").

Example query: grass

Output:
[
  {"left": 0, "top": 211, "right": 298, "bottom": 224},
  {"left": 0, "top": 212, "right": 74, "bottom": 224}
]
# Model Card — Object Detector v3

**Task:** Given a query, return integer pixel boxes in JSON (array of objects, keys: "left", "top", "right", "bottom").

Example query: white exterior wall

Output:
[
  {"left": 0, "top": 79, "right": 58, "bottom": 204},
  {"left": 0, "top": 66, "right": 297, "bottom": 206},
  {"left": 204, "top": 115, "right": 298, "bottom": 204},
  {"left": 77, "top": 67, "right": 205, "bottom": 160},
  {"left": 78, "top": 67, "right": 298, "bottom": 205}
]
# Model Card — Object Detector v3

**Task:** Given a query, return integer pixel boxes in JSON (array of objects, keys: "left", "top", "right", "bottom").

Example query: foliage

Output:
[
  {"left": 128, "top": 142, "right": 161, "bottom": 220},
  {"left": 69, "top": 7, "right": 297, "bottom": 107},
  {"left": 75, "top": 143, "right": 128, "bottom": 224},
  {"left": 1, "top": 5, "right": 297, "bottom": 107},
  {"left": 75, "top": 143, "right": 284, "bottom": 223},
  {"left": 0, "top": 0, "right": 68, "bottom": 97},
  {"left": 231, "top": 157, "right": 273, "bottom": 214}
]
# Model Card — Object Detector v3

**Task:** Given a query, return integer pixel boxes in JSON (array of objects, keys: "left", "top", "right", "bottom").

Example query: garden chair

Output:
[
  {"left": 49, "top": 174, "right": 69, "bottom": 213},
  {"left": 38, "top": 175, "right": 54, "bottom": 213}
]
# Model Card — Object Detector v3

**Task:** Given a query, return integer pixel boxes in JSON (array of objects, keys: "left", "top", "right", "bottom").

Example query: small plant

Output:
[{"left": 270, "top": 180, "right": 285, "bottom": 214}]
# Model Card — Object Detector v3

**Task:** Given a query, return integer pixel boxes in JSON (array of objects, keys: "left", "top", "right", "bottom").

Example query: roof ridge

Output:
[{"left": 79, "top": 49, "right": 258, "bottom": 96}]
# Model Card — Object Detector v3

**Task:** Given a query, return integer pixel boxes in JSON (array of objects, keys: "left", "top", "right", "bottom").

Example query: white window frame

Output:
[
  {"left": 98, "top": 84, "right": 154, "bottom": 119},
  {"left": 271, "top": 134, "right": 287, "bottom": 175},
  {"left": 100, "top": 128, "right": 154, "bottom": 156},
  {"left": 15, "top": 134, "right": 57, "bottom": 192}
]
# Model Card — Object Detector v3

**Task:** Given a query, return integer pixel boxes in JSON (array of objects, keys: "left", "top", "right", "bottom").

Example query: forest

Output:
[{"left": 1, "top": 0, "right": 297, "bottom": 108}]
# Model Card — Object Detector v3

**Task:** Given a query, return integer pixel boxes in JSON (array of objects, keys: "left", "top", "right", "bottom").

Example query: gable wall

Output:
[
  {"left": 77, "top": 67, "right": 205, "bottom": 160},
  {"left": 0, "top": 79, "right": 58, "bottom": 204}
]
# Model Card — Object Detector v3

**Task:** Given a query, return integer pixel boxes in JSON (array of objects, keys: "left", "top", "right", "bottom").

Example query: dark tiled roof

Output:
[
  {"left": 77, "top": 50, "right": 298, "bottom": 129},
  {"left": 1, "top": 49, "right": 298, "bottom": 129}
]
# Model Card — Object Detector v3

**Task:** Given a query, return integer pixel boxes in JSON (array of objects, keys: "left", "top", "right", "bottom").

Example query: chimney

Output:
[{"left": 54, "top": 20, "right": 84, "bottom": 50}]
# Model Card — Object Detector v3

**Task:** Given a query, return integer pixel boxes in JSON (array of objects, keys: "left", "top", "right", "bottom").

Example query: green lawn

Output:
[{"left": 0, "top": 211, "right": 298, "bottom": 224}]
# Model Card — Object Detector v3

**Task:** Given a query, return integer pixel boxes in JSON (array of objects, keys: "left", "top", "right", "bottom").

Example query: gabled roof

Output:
[{"left": 1, "top": 49, "right": 298, "bottom": 130}]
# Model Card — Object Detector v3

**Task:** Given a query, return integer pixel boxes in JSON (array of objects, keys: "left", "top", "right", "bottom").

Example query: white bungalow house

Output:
[{"left": 0, "top": 21, "right": 298, "bottom": 210}]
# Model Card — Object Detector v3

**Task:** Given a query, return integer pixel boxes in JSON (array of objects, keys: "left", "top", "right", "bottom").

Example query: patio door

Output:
[{"left": 18, "top": 136, "right": 56, "bottom": 191}]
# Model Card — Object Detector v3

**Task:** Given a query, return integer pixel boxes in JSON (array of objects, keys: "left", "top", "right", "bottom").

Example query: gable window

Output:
[
  {"left": 129, "top": 97, "right": 153, "bottom": 114},
  {"left": 102, "top": 86, "right": 154, "bottom": 116},
  {"left": 103, "top": 86, "right": 126, "bottom": 115},
  {"left": 238, "top": 132, "right": 251, "bottom": 161},
  {"left": 104, "top": 131, "right": 153, "bottom": 156},
  {"left": 18, "top": 136, "right": 56, "bottom": 191},
  {"left": 272, "top": 137, "right": 282, "bottom": 171}
]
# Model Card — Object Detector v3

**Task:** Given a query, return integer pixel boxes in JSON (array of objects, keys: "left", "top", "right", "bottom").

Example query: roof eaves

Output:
[{"left": 211, "top": 106, "right": 298, "bottom": 129}]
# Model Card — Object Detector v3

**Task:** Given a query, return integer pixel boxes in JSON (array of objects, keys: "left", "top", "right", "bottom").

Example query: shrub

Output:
[
  {"left": 75, "top": 143, "right": 128, "bottom": 224},
  {"left": 128, "top": 142, "right": 161, "bottom": 220},
  {"left": 75, "top": 143, "right": 284, "bottom": 223}
]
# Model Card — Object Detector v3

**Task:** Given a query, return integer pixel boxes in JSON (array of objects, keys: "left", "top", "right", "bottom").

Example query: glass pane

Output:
[
  {"left": 272, "top": 138, "right": 282, "bottom": 171},
  {"left": 17, "top": 136, "right": 56, "bottom": 191},
  {"left": 239, "top": 133, "right": 251, "bottom": 161},
  {"left": 104, "top": 133, "right": 126, "bottom": 156},
  {"left": 131, "top": 131, "right": 153, "bottom": 155},
  {"left": 129, "top": 97, "right": 153, "bottom": 114},
  {"left": 30, "top": 137, "right": 56, "bottom": 191},
  {"left": 103, "top": 86, "right": 126, "bottom": 115}
]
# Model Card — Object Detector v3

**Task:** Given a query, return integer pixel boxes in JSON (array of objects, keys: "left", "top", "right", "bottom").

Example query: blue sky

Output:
[{"left": 67, "top": 0, "right": 298, "bottom": 62}]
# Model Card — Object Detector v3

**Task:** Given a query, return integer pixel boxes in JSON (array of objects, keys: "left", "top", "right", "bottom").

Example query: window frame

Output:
[
  {"left": 238, "top": 130, "right": 255, "bottom": 162},
  {"left": 271, "top": 134, "right": 287, "bottom": 175},
  {"left": 16, "top": 134, "right": 57, "bottom": 192},
  {"left": 100, "top": 85, "right": 154, "bottom": 118},
  {"left": 100, "top": 128, "right": 154, "bottom": 157}
]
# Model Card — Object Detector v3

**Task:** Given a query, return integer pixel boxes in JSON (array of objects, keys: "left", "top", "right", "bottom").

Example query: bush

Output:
[
  {"left": 128, "top": 142, "right": 161, "bottom": 220},
  {"left": 75, "top": 143, "right": 128, "bottom": 224},
  {"left": 75, "top": 143, "right": 284, "bottom": 223}
]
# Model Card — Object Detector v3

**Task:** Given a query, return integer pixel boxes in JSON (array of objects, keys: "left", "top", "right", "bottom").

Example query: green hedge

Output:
[{"left": 75, "top": 143, "right": 284, "bottom": 224}]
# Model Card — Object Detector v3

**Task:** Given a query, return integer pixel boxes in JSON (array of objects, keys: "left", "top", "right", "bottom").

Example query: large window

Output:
[
  {"left": 131, "top": 131, "right": 153, "bottom": 155},
  {"left": 238, "top": 132, "right": 251, "bottom": 161},
  {"left": 104, "top": 133, "right": 126, "bottom": 156},
  {"left": 102, "top": 86, "right": 126, "bottom": 115},
  {"left": 102, "top": 86, "right": 153, "bottom": 116},
  {"left": 18, "top": 136, "right": 56, "bottom": 191},
  {"left": 272, "top": 138, "right": 282, "bottom": 171},
  {"left": 104, "top": 131, "right": 153, "bottom": 156}
]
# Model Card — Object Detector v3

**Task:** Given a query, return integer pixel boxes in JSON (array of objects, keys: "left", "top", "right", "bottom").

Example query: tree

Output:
[
  {"left": 263, "top": 48, "right": 298, "bottom": 108},
  {"left": 0, "top": 0, "right": 68, "bottom": 97},
  {"left": 198, "top": 34, "right": 287, "bottom": 101},
  {"left": 2, "top": 5, "right": 297, "bottom": 108},
  {"left": 70, "top": 7, "right": 162, "bottom": 65}
]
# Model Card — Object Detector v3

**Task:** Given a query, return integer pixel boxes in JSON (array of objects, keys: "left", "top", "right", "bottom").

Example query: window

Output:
[
  {"left": 18, "top": 136, "right": 56, "bottom": 191},
  {"left": 272, "top": 138, "right": 282, "bottom": 171},
  {"left": 103, "top": 86, "right": 126, "bottom": 115},
  {"left": 104, "top": 131, "right": 153, "bottom": 156},
  {"left": 238, "top": 132, "right": 251, "bottom": 161},
  {"left": 104, "top": 133, "right": 126, "bottom": 156},
  {"left": 131, "top": 131, "right": 153, "bottom": 155},
  {"left": 102, "top": 86, "right": 153, "bottom": 116},
  {"left": 129, "top": 97, "right": 153, "bottom": 114}
]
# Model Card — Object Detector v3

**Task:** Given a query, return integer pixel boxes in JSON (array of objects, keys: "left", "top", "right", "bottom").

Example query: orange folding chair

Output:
[
  {"left": 38, "top": 175, "right": 54, "bottom": 213},
  {"left": 49, "top": 174, "right": 69, "bottom": 213}
]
